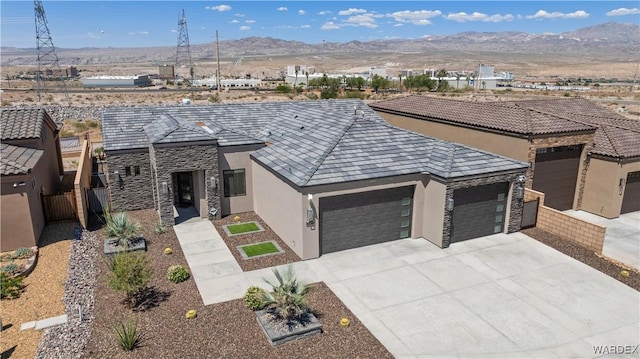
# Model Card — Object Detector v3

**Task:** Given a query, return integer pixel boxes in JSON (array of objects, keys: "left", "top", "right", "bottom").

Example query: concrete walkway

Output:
[
  {"left": 565, "top": 210, "right": 640, "bottom": 270},
  {"left": 174, "top": 218, "right": 640, "bottom": 358}
]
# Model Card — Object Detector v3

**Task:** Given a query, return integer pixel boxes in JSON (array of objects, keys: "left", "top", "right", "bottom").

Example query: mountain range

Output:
[{"left": 1, "top": 22, "right": 638, "bottom": 66}]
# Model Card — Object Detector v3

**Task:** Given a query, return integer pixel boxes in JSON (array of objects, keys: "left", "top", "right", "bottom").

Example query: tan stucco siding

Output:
[
  {"left": 1, "top": 178, "right": 39, "bottom": 251},
  {"left": 252, "top": 162, "right": 305, "bottom": 258},
  {"left": 74, "top": 140, "right": 92, "bottom": 228},
  {"left": 378, "top": 112, "right": 530, "bottom": 162},
  {"left": 582, "top": 158, "right": 640, "bottom": 218},
  {"left": 219, "top": 145, "right": 263, "bottom": 215},
  {"left": 422, "top": 179, "right": 447, "bottom": 247}
]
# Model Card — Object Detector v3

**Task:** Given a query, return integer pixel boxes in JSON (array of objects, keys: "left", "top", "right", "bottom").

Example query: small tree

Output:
[
  {"left": 108, "top": 252, "right": 152, "bottom": 309},
  {"left": 262, "top": 265, "right": 310, "bottom": 321}
]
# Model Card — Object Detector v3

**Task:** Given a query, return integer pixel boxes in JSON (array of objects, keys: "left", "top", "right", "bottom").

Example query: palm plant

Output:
[
  {"left": 105, "top": 211, "right": 142, "bottom": 247},
  {"left": 262, "top": 265, "right": 310, "bottom": 321}
]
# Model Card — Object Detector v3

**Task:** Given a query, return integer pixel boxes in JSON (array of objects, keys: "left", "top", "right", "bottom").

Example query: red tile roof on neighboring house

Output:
[
  {"left": 369, "top": 95, "right": 595, "bottom": 136},
  {"left": 370, "top": 96, "right": 640, "bottom": 160}
]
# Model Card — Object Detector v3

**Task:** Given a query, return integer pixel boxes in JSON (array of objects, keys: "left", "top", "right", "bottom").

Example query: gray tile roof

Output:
[
  {"left": 1, "top": 108, "right": 51, "bottom": 140},
  {"left": 1, "top": 143, "right": 44, "bottom": 175},
  {"left": 369, "top": 95, "right": 596, "bottom": 135},
  {"left": 102, "top": 100, "right": 527, "bottom": 187}
]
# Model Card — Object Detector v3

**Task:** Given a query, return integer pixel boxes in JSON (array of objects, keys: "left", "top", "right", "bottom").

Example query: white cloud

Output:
[
  {"left": 87, "top": 32, "right": 101, "bottom": 39},
  {"left": 321, "top": 22, "right": 340, "bottom": 30},
  {"left": 277, "top": 6, "right": 288, "bottom": 12},
  {"left": 393, "top": 23, "right": 404, "bottom": 27},
  {"left": 234, "top": 13, "right": 245, "bottom": 17},
  {"left": 318, "top": 10, "right": 332, "bottom": 15},
  {"left": 171, "top": 29, "right": 178, "bottom": 33},
  {"left": 298, "top": 10, "right": 306, "bottom": 15},
  {"left": 127, "top": 31, "right": 148, "bottom": 36},
  {"left": 387, "top": 10, "right": 442, "bottom": 25},
  {"left": 338, "top": 8, "right": 367, "bottom": 16},
  {"left": 300, "top": 24, "right": 311, "bottom": 29},
  {"left": 245, "top": 20, "right": 256, "bottom": 24},
  {"left": 606, "top": 7, "right": 640, "bottom": 16},
  {"left": 200, "top": 26, "right": 206, "bottom": 30},
  {"left": 526, "top": 10, "right": 589, "bottom": 19},
  {"left": 276, "top": 24, "right": 312, "bottom": 30},
  {"left": 230, "top": 19, "right": 239, "bottom": 24},
  {"left": 344, "top": 14, "right": 379, "bottom": 28},
  {"left": 239, "top": 26, "right": 250, "bottom": 31},
  {"left": 206, "top": 4, "right": 231, "bottom": 12},
  {"left": 445, "top": 12, "right": 514, "bottom": 22}
]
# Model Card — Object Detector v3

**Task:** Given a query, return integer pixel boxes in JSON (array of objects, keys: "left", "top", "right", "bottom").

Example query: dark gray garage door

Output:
[
  {"left": 319, "top": 186, "right": 414, "bottom": 255},
  {"left": 451, "top": 182, "right": 509, "bottom": 243},
  {"left": 532, "top": 145, "right": 582, "bottom": 210},
  {"left": 621, "top": 171, "right": 640, "bottom": 214}
]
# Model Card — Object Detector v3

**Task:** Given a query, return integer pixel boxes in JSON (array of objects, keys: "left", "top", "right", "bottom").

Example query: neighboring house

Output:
[
  {"left": 1, "top": 108, "right": 64, "bottom": 251},
  {"left": 370, "top": 96, "right": 640, "bottom": 218},
  {"left": 102, "top": 100, "right": 528, "bottom": 260}
]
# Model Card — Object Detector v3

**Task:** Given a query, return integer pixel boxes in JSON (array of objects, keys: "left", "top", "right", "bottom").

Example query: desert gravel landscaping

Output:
[
  {"left": 82, "top": 209, "right": 391, "bottom": 358},
  {"left": 0, "top": 222, "right": 74, "bottom": 359}
]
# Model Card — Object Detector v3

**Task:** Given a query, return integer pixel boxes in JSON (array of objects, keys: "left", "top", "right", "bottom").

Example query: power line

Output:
[
  {"left": 175, "top": 9, "right": 194, "bottom": 87},
  {"left": 34, "top": 0, "right": 68, "bottom": 101}
]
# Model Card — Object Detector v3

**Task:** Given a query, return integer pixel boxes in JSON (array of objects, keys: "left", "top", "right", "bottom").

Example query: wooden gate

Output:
[
  {"left": 521, "top": 198, "right": 539, "bottom": 229},
  {"left": 87, "top": 187, "right": 110, "bottom": 213},
  {"left": 42, "top": 191, "right": 77, "bottom": 222}
]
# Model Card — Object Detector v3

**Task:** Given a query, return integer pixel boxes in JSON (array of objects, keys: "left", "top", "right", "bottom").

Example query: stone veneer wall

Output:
[
  {"left": 441, "top": 171, "right": 526, "bottom": 248},
  {"left": 151, "top": 143, "right": 220, "bottom": 225},
  {"left": 106, "top": 150, "right": 155, "bottom": 212},
  {"left": 527, "top": 133, "right": 595, "bottom": 208},
  {"left": 524, "top": 188, "right": 605, "bottom": 254}
]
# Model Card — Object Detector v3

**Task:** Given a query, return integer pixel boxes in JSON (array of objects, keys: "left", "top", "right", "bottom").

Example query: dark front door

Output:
[
  {"left": 174, "top": 172, "right": 194, "bottom": 206},
  {"left": 621, "top": 171, "right": 640, "bottom": 214}
]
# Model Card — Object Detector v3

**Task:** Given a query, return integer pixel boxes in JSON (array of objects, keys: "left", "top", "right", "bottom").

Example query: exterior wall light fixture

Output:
[{"left": 446, "top": 196, "right": 454, "bottom": 211}]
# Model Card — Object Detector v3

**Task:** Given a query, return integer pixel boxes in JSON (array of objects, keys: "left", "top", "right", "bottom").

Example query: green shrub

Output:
[
  {"left": 305, "top": 93, "right": 319, "bottom": 100},
  {"left": 320, "top": 88, "right": 338, "bottom": 99},
  {"left": 108, "top": 252, "right": 152, "bottom": 309},
  {"left": 208, "top": 93, "right": 219, "bottom": 103},
  {"left": 12, "top": 247, "right": 34, "bottom": 259},
  {"left": 0, "top": 263, "right": 20, "bottom": 276},
  {"left": 262, "top": 265, "right": 310, "bottom": 320},
  {"left": 167, "top": 265, "right": 190, "bottom": 283},
  {"left": 153, "top": 223, "right": 167, "bottom": 235},
  {"left": 113, "top": 316, "right": 141, "bottom": 351},
  {"left": 243, "top": 286, "right": 267, "bottom": 310},
  {"left": 275, "top": 84, "right": 292, "bottom": 94},
  {"left": 105, "top": 211, "right": 142, "bottom": 247},
  {"left": 343, "top": 91, "right": 366, "bottom": 99},
  {"left": 1, "top": 272, "right": 25, "bottom": 299}
]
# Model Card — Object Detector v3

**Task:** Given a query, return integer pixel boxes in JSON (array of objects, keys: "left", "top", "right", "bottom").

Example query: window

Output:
[
  {"left": 125, "top": 166, "right": 131, "bottom": 176},
  {"left": 223, "top": 169, "right": 246, "bottom": 197},
  {"left": 134, "top": 166, "right": 140, "bottom": 176}
]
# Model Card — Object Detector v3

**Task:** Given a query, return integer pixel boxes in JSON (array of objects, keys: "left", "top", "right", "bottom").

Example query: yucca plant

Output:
[
  {"left": 105, "top": 211, "right": 142, "bottom": 247},
  {"left": 113, "top": 315, "right": 141, "bottom": 351},
  {"left": 262, "top": 265, "right": 310, "bottom": 321}
]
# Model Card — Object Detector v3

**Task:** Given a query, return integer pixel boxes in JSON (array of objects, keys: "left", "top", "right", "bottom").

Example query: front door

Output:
[{"left": 174, "top": 172, "right": 194, "bottom": 206}]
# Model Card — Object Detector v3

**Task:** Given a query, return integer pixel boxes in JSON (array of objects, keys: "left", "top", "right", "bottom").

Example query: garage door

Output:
[
  {"left": 621, "top": 171, "right": 640, "bottom": 214},
  {"left": 451, "top": 182, "right": 509, "bottom": 243},
  {"left": 319, "top": 186, "right": 414, "bottom": 255},
  {"left": 532, "top": 145, "right": 582, "bottom": 210}
]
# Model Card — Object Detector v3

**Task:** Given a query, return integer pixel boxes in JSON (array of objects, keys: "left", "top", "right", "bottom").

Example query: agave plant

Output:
[
  {"left": 105, "top": 211, "right": 142, "bottom": 247},
  {"left": 262, "top": 265, "right": 310, "bottom": 321}
]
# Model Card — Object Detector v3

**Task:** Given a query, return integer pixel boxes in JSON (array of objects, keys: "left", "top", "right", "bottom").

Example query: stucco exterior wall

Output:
[
  {"left": 106, "top": 150, "right": 155, "bottom": 212},
  {"left": 376, "top": 112, "right": 531, "bottom": 162},
  {"left": 422, "top": 178, "right": 447, "bottom": 247},
  {"left": 252, "top": 161, "right": 305, "bottom": 258},
  {"left": 151, "top": 143, "right": 220, "bottom": 225},
  {"left": 219, "top": 144, "right": 263, "bottom": 216},
  {"left": 1, "top": 175, "right": 39, "bottom": 251},
  {"left": 74, "top": 140, "right": 92, "bottom": 228},
  {"left": 582, "top": 158, "right": 640, "bottom": 218}
]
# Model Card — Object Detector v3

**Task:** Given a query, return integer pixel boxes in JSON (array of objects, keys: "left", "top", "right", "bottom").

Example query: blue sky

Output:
[{"left": 1, "top": 1, "right": 638, "bottom": 48}]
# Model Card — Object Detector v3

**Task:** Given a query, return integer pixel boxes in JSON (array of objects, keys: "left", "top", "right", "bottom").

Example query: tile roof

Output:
[
  {"left": 1, "top": 143, "right": 44, "bottom": 175},
  {"left": 496, "top": 98, "right": 640, "bottom": 159},
  {"left": 0, "top": 108, "right": 51, "bottom": 140},
  {"left": 369, "top": 95, "right": 595, "bottom": 135},
  {"left": 102, "top": 100, "right": 527, "bottom": 187}
]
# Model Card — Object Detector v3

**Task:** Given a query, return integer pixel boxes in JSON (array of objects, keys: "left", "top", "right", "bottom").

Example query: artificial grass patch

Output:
[
  {"left": 227, "top": 222, "right": 260, "bottom": 235},
  {"left": 241, "top": 242, "right": 280, "bottom": 257}
]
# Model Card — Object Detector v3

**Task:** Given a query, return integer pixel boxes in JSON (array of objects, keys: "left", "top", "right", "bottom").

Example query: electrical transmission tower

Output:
[
  {"left": 34, "top": 0, "right": 68, "bottom": 101},
  {"left": 175, "top": 9, "right": 194, "bottom": 86}
]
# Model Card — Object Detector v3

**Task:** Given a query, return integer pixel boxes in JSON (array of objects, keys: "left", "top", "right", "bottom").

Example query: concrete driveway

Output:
[
  {"left": 565, "top": 210, "right": 640, "bottom": 270},
  {"left": 175, "top": 220, "right": 640, "bottom": 358}
]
